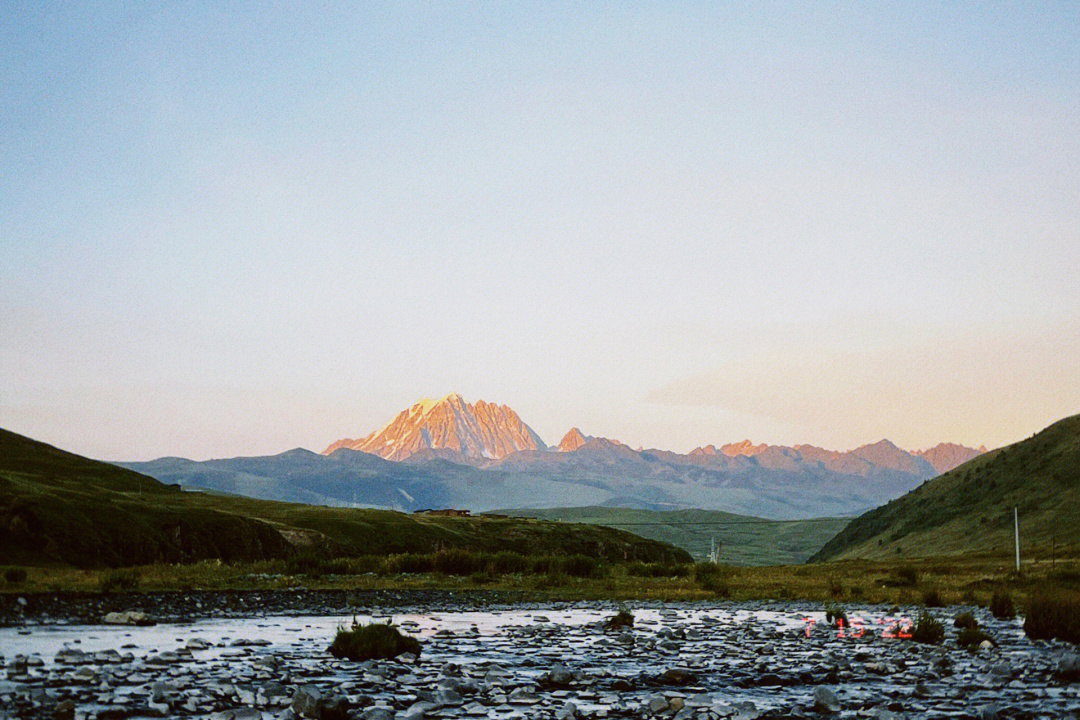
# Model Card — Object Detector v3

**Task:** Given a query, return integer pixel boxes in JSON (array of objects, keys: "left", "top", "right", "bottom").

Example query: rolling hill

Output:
[
  {"left": 0, "top": 428, "right": 688, "bottom": 568},
  {"left": 496, "top": 506, "right": 850, "bottom": 566},
  {"left": 810, "top": 414, "right": 1080, "bottom": 561}
]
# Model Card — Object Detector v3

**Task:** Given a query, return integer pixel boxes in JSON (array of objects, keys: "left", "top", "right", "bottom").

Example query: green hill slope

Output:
[
  {"left": 496, "top": 506, "right": 850, "bottom": 565},
  {"left": 0, "top": 429, "right": 689, "bottom": 568},
  {"left": 811, "top": 414, "right": 1080, "bottom": 562}
]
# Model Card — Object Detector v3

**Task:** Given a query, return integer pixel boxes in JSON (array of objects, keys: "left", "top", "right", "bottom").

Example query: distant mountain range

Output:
[{"left": 121, "top": 394, "right": 986, "bottom": 519}]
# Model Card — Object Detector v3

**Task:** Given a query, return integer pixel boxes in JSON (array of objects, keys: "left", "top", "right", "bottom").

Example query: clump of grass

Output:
[
  {"left": 953, "top": 611, "right": 978, "bottom": 629},
  {"left": 328, "top": 621, "right": 421, "bottom": 661},
  {"left": 488, "top": 551, "right": 530, "bottom": 575},
  {"left": 559, "top": 554, "right": 600, "bottom": 578},
  {"left": 1023, "top": 590, "right": 1080, "bottom": 644},
  {"left": 957, "top": 627, "right": 993, "bottom": 651},
  {"left": 605, "top": 607, "right": 634, "bottom": 630},
  {"left": 824, "top": 604, "right": 847, "bottom": 626},
  {"left": 693, "top": 563, "right": 731, "bottom": 595},
  {"left": 385, "top": 553, "right": 435, "bottom": 574},
  {"left": 895, "top": 564, "right": 919, "bottom": 587},
  {"left": 433, "top": 548, "right": 483, "bottom": 576},
  {"left": 626, "top": 561, "right": 692, "bottom": 578},
  {"left": 989, "top": 589, "right": 1015, "bottom": 619},
  {"left": 922, "top": 588, "right": 944, "bottom": 607},
  {"left": 3, "top": 567, "right": 27, "bottom": 585},
  {"left": 99, "top": 568, "right": 140, "bottom": 593},
  {"left": 910, "top": 612, "right": 945, "bottom": 644}
]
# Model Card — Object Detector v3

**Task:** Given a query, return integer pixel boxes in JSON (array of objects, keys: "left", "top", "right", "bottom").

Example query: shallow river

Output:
[{"left": 1, "top": 602, "right": 1077, "bottom": 719}]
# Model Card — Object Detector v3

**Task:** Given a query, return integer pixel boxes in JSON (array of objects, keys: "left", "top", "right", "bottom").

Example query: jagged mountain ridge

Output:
[
  {"left": 122, "top": 395, "right": 987, "bottom": 519},
  {"left": 324, "top": 393, "right": 546, "bottom": 461},
  {"left": 326, "top": 395, "right": 983, "bottom": 473}
]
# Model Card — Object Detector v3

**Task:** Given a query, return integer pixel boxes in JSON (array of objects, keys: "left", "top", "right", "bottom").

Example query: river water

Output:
[{"left": 1, "top": 602, "right": 1077, "bottom": 718}]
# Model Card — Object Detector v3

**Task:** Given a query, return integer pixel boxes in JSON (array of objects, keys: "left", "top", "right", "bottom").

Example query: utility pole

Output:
[{"left": 1013, "top": 507, "right": 1020, "bottom": 573}]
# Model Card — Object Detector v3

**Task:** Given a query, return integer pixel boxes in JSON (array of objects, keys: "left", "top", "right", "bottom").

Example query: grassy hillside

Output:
[
  {"left": 0, "top": 429, "right": 689, "bottom": 568},
  {"left": 496, "top": 506, "right": 849, "bottom": 565},
  {"left": 811, "top": 414, "right": 1080, "bottom": 562}
]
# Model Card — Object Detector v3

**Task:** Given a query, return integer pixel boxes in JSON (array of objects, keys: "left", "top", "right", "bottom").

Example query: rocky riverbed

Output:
[{"left": 1, "top": 600, "right": 1078, "bottom": 719}]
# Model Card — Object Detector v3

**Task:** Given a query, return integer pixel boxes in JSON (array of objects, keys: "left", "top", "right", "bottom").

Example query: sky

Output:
[{"left": 2, "top": 3, "right": 1078, "bottom": 461}]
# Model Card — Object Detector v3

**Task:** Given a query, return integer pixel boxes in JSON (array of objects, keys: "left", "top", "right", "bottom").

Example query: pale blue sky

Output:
[{"left": 2, "top": 3, "right": 1078, "bottom": 460}]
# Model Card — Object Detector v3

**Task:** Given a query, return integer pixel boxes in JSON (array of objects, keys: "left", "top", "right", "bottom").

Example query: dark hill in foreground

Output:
[
  {"left": 0, "top": 429, "right": 688, "bottom": 568},
  {"left": 811, "top": 414, "right": 1080, "bottom": 561}
]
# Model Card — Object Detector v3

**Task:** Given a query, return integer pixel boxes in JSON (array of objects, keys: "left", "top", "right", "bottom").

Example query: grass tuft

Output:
[
  {"left": 957, "top": 626, "right": 992, "bottom": 651},
  {"left": 989, "top": 589, "right": 1015, "bottom": 619},
  {"left": 910, "top": 612, "right": 945, "bottom": 644},
  {"left": 953, "top": 611, "right": 978, "bottom": 629},
  {"left": 328, "top": 621, "right": 421, "bottom": 661},
  {"left": 922, "top": 588, "right": 944, "bottom": 607},
  {"left": 895, "top": 564, "right": 919, "bottom": 586},
  {"left": 3, "top": 567, "right": 27, "bottom": 585},
  {"left": 99, "top": 568, "right": 140, "bottom": 593},
  {"left": 824, "top": 603, "right": 847, "bottom": 625},
  {"left": 605, "top": 607, "right": 634, "bottom": 630},
  {"left": 1023, "top": 590, "right": 1080, "bottom": 644}
]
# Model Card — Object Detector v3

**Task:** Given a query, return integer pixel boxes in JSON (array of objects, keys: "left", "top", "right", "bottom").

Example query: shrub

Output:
[
  {"left": 825, "top": 604, "right": 847, "bottom": 626},
  {"left": 1023, "top": 590, "right": 1080, "bottom": 644},
  {"left": 957, "top": 627, "right": 992, "bottom": 651},
  {"left": 693, "top": 563, "right": 730, "bottom": 595},
  {"left": 989, "top": 590, "right": 1015, "bottom": 619},
  {"left": 559, "top": 554, "right": 600, "bottom": 578},
  {"left": 433, "top": 549, "right": 482, "bottom": 576},
  {"left": 827, "top": 576, "right": 844, "bottom": 598},
  {"left": 895, "top": 564, "right": 919, "bottom": 586},
  {"left": 99, "top": 568, "right": 140, "bottom": 593},
  {"left": 605, "top": 608, "right": 634, "bottom": 630},
  {"left": 488, "top": 551, "right": 530, "bottom": 576},
  {"left": 328, "top": 622, "right": 421, "bottom": 661},
  {"left": 626, "top": 562, "right": 691, "bottom": 578},
  {"left": 922, "top": 588, "right": 944, "bottom": 607},
  {"left": 3, "top": 567, "right": 27, "bottom": 585},
  {"left": 910, "top": 612, "right": 945, "bottom": 644},
  {"left": 953, "top": 611, "right": 978, "bottom": 629},
  {"left": 285, "top": 552, "right": 333, "bottom": 578},
  {"left": 385, "top": 553, "right": 435, "bottom": 575}
]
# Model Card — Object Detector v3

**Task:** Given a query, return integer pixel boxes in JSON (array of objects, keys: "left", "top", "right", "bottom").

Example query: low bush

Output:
[
  {"left": 3, "top": 567, "right": 27, "bottom": 585},
  {"left": 895, "top": 564, "right": 919, "bottom": 587},
  {"left": 957, "top": 626, "right": 993, "bottom": 651},
  {"left": 99, "top": 568, "right": 140, "bottom": 593},
  {"left": 910, "top": 612, "right": 945, "bottom": 644},
  {"left": 953, "top": 611, "right": 978, "bottom": 629},
  {"left": 625, "top": 561, "right": 691, "bottom": 578},
  {"left": 824, "top": 604, "right": 847, "bottom": 626},
  {"left": 487, "top": 551, "right": 530, "bottom": 576},
  {"left": 827, "top": 576, "right": 844, "bottom": 598},
  {"left": 605, "top": 608, "right": 634, "bottom": 630},
  {"left": 922, "top": 588, "right": 944, "bottom": 608},
  {"left": 559, "top": 554, "right": 600, "bottom": 578},
  {"left": 1023, "top": 590, "right": 1080, "bottom": 644},
  {"left": 989, "top": 590, "right": 1015, "bottom": 619},
  {"left": 695, "top": 573, "right": 730, "bottom": 596},
  {"left": 385, "top": 553, "right": 435, "bottom": 575},
  {"left": 284, "top": 552, "right": 335, "bottom": 578},
  {"left": 328, "top": 622, "right": 421, "bottom": 661},
  {"left": 433, "top": 548, "right": 483, "bottom": 576}
]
